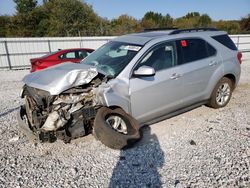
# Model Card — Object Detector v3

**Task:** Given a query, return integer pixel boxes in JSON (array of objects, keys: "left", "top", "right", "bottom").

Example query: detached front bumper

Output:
[{"left": 17, "top": 105, "right": 38, "bottom": 142}]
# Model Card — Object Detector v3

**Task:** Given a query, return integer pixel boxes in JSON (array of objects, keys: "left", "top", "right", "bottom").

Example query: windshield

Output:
[{"left": 81, "top": 41, "right": 142, "bottom": 77}]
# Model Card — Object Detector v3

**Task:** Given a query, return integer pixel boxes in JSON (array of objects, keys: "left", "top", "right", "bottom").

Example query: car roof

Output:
[
  {"left": 112, "top": 28, "right": 227, "bottom": 46},
  {"left": 57, "top": 48, "right": 94, "bottom": 53},
  {"left": 112, "top": 30, "right": 175, "bottom": 45}
]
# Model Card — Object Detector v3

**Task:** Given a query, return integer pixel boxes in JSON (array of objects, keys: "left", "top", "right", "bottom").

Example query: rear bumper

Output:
[{"left": 17, "top": 105, "right": 38, "bottom": 142}]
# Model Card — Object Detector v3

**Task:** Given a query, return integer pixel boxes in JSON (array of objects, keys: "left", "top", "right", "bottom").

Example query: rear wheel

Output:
[
  {"left": 93, "top": 107, "right": 141, "bottom": 149},
  {"left": 208, "top": 77, "right": 233, "bottom": 108}
]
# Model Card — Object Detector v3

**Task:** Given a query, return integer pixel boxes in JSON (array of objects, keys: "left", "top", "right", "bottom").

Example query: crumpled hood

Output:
[{"left": 23, "top": 62, "right": 99, "bottom": 95}]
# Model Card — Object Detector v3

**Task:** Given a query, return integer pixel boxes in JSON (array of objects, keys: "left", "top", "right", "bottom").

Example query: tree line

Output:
[{"left": 0, "top": 0, "right": 249, "bottom": 37}]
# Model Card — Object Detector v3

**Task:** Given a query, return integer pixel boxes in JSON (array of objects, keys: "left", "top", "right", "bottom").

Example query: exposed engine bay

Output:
[
  {"left": 17, "top": 61, "right": 141, "bottom": 149},
  {"left": 21, "top": 75, "right": 105, "bottom": 143}
]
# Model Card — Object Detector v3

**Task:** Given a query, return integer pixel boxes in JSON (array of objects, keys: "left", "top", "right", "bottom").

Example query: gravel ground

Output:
[{"left": 0, "top": 60, "right": 249, "bottom": 188}]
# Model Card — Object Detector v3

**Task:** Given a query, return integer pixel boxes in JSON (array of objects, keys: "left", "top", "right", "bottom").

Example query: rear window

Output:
[
  {"left": 212, "top": 34, "right": 237, "bottom": 51},
  {"left": 40, "top": 51, "right": 59, "bottom": 58}
]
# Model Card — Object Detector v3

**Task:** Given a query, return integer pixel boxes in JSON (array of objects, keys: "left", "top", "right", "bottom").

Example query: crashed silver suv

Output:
[{"left": 18, "top": 28, "right": 242, "bottom": 149}]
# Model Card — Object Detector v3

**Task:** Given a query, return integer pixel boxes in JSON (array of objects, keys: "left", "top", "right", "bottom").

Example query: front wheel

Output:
[
  {"left": 93, "top": 107, "right": 141, "bottom": 149},
  {"left": 207, "top": 77, "right": 233, "bottom": 108}
]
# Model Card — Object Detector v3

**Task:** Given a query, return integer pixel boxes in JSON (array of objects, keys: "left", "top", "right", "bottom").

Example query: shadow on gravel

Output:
[
  {"left": 0, "top": 106, "right": 20, "bottom": 118},
  {"left": 109, "top": 126, "right": 165, "bottom": 187}
]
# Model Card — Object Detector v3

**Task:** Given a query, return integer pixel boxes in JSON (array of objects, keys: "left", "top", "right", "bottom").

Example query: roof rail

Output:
[
  {"left": 169, "top": 28, "right": 218, "bottom": 35},
  {"left": 143, "top": 27, "right": 178, "bottom": 32}
]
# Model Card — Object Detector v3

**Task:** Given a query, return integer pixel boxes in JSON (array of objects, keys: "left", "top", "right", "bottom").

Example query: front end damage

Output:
[{"left": 17, "top": 64, "right": 107, "bottom": 143}]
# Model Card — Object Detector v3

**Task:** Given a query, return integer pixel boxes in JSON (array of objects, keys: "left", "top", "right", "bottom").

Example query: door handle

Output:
[
  {"left": 209, "top": 60, "right": 218, "bottom": 66},
  {"left": 170, "top": 73, "right": 182, "bottom": 80}
]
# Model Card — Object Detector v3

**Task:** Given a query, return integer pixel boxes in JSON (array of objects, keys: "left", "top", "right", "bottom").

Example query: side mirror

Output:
[{"left": 133, "top": 65, "right": 155, "bottom": 77}]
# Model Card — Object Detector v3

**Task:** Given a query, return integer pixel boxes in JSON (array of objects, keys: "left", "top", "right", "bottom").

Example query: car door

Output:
[
  {"left": 175, "top": 38, "right": 221, "bottom": 106},
  {"left": 129, "top": 41, "right": 184, "bottom": 123}
]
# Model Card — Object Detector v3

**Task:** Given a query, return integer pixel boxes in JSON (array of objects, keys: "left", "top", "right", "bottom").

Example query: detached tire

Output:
[
  {"left": 93, "top": 107, "right": 141, "bottom": 149},
  {"left": 208, "top": 77, "right": 233, "bottom": 109}
]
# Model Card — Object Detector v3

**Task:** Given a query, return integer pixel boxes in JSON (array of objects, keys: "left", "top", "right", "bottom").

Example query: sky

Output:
[{"left": 0, "top": 0, "right": 249, "bottom": 21}]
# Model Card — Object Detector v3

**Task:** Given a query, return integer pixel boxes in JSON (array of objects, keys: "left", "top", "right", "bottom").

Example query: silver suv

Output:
[{"left": 18, "top": 28, "right": 242, "bottom": 149}]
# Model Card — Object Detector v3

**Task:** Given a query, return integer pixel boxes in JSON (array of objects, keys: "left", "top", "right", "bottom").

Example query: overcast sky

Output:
[{"left": 0, "top": 0, "right": 249, "bottom": 20}]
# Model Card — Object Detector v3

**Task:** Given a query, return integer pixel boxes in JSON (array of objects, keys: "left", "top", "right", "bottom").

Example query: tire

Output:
[
  {"left": 93, "top": 107, "right": 141, "bottom": 149},
  {"left": 207, "top": 77, "right": 233, "bottom": 109}
]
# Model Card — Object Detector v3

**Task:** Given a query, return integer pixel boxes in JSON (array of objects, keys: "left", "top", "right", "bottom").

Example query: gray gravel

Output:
[{"left": 0, "top": 61, "right": 250, "bottom": 188}]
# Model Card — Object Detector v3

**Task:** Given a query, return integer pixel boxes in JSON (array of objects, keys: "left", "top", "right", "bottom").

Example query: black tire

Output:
[
  {"left": 93, "top": 107, "right": 141, "bottom": 149},
  {"left": 207, "top": 77, "right": 233, "bottom": 109}
]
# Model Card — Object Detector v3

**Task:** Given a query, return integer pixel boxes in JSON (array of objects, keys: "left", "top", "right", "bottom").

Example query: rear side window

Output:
[
  {"left": 59, "top": 51, "right": 76, "bottom": 59},
  {"left": 207, "top": 43, "right": 216, "bottom": 56},
  {"left": 176, "top": 38, "right": 216, "bottom": 65},
  {"left": 212, "top": 34, "right": 237, "bottom": 51}
]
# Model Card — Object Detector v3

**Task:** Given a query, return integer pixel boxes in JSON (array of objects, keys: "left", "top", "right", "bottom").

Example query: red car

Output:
[{"left": 30, "top": 48, "right": 94, "bottom": 72}]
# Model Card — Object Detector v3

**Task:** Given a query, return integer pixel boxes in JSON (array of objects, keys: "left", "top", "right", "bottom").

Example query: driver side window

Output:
[{"left": 138, "top": 42, "right": 176, "bottom": 71}]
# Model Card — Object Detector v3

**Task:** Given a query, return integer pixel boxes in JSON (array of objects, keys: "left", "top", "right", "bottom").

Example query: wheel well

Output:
[
  {"left": 224, "top": 74, "right": 236, "bottom": 89},
  {"left": 107, "top": 105, "right": 126, "bottom": 111}
]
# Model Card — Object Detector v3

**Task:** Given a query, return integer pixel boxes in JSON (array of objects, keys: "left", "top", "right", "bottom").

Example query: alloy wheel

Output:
[{"left": 216, "top": 83, "right": 231, "bottom": 106}]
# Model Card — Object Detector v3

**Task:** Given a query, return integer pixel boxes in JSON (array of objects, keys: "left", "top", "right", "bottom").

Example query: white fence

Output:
[
  {"left": 0, "top": 35, "right": 249, "bottom": 69},
  {"left": 230, "top": 35, "right": 250, "bottom": 53},
  {"left": 0, "top": 36, "right": 115, "bottom": 69}
]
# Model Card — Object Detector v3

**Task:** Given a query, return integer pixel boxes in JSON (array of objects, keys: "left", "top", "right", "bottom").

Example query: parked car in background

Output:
[{"left": 30, "top": 48, "right": 94, "bottom": 72}]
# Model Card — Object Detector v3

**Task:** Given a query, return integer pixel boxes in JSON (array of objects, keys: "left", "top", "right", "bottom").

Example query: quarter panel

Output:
[
  {"left": 222, "top": 51, "right": 241, "bottom": 85},
  {"left": 204, "top": 63, "right": 225, "bottom": 99}
]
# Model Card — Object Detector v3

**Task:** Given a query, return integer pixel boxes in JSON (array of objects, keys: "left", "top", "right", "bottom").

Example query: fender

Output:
[{"left": 95, "top": 79, "right": 131, "bottom": 114}]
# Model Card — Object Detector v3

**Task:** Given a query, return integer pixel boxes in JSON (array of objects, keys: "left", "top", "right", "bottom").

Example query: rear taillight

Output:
[
  {"left": 31, "top": 61, "right": 41, "bottom": 65},
  {"left": 237, "top": 52, "right": 242, "bottom": 64},
  {"left": 30, "top": 61, "right": 42, "bottom": 72}
]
